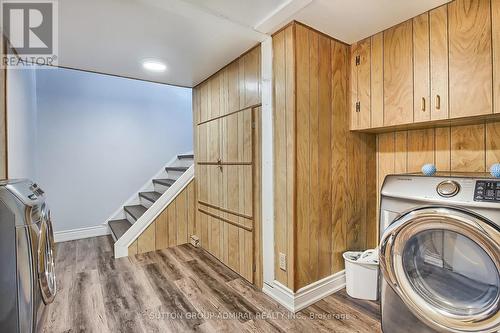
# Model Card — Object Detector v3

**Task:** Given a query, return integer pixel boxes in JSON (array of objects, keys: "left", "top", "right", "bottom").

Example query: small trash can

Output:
[{"left": 343, "top": 249, "right": 379, "bottom": 301}]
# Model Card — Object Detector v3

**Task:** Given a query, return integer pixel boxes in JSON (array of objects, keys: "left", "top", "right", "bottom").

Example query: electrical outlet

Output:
[
  {"left": 279, "top": 252, "right": 287, "bottom": 271},
  {"left": 190, "top": 235, "right": 200, "bottom": 247}
]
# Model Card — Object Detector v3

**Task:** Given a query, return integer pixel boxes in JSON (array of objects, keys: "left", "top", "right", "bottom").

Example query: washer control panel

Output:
[{"left": 474, "top": 181, "right": 500, "bottom": 202}]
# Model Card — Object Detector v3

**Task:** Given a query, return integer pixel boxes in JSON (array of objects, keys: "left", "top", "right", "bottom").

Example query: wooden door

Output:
[
  {"left": 449, "top": 0, "right": 492, "bottom": 118},
  {"left": 384, "top": 20, "right": 414, "bottom": 126},
  {"left": 430, "top": 5, "right": 449, "bottom": 120},
  {"left": 196, "top": 108, "right": 255, "bottom": 283},
  {"left": 413, "top": 13, "right": 431, "bottom": 123},
  {"left": 350, "top": 38, "right": 371, "bottom": 130}
]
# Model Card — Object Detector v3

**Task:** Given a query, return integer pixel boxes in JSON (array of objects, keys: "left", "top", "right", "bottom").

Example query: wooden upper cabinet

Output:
[
  {"left": 350, "top": 38, "right": 371, "bottom": 130},
  {"left": 493, "top": 0, "right": 500, "bottom": 114},
  {"left": 239, "top": 46, "right": 261, "bottom": 110},
  {"left": 449, "top": 0, "right": 492, "bottom": 118},
  {"left": 370, "top": 33, "right": 384, "bottom": 128},
  {"left": 226, "top": 60, "right": 240, "bottom": 115},
  {"left": 199, "top": 81, "right": 210, "bottom": 123},
  {"left": 413, "top": 13, "right": 431, "bottom": 123},
  {"left": 384, "top": 20, "right": 414, "bottom": 126},
  {"left": 430, "top": 5, "right": 449, "bottom": 120}
]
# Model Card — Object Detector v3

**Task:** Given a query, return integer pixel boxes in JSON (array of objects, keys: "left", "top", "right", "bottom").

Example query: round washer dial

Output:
[{"left": 437, "top": 180, "right": 461, "bottom": 197}]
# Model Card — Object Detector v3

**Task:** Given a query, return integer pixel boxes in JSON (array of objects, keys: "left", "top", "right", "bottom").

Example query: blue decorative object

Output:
[
  {"left": 490, "top": 163, "right": 500, "bottom": 178},
  {"left": 422, "top": 163, "right": 437, "bottom": 176}
]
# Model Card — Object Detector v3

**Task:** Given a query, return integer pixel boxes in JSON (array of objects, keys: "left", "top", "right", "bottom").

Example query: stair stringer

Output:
[{"left": 113, "top": 165, "right": 194, "bottom": 258}]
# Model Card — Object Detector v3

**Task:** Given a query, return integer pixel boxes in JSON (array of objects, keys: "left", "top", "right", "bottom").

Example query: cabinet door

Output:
[
  {"left": 430, "top": 5, "right": 449, "bottom": 120},
  {"left": 350, "top": 38, "right": 371, "bottom": 130},
  {"left": 413, "top": 13, "right": 431, "bottom": 123},
  {"left": 449, "top": 0, "right": 492, "bottom": 118},
  {"left": 371, "top": 32, "right": 384, "bottom": 128},
  {"left": 384, "top": 21, "right": 414, "bottom": 126},
  {"left": 226, "top": 60, "right": 240, "bottom": 115},
  {"left": 239, "top": 46, "right": 261, "bottom": 110},
  {"left": 493, "top": 0, "right": 500, "bottom": 114}
]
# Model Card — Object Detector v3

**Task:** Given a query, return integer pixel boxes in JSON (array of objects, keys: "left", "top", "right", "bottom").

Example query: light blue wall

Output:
[
  {"left": 34, "top": 68, "right": 192, "bottom": 232},
  {"left": 7, "top": 68, "right": 38, "bottom": 180}
]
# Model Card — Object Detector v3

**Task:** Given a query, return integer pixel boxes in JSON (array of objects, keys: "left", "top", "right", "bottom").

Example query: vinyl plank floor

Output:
[{"left": 42, "top": 236, "right": 381, "bottom": 333}]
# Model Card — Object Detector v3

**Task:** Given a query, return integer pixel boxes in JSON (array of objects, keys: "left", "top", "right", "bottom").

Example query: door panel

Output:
[
  {"left": 221, "top": 108, "right": 252, "bottom": 164},
  {"left": 371, "top": 32, "right": 384, "bottom": 128},
  {"left": 449, "top": 0, "right": 492, "bottom": 118},
  {"left": 413, "top": 13, "right": 431, "bottom": 123},
  {"left": 430, "top": 5, "right": 449, "bottom": 120},
  {"left": 384, "top": 21, "right": 414, "bottom": 126},
  {"left": 351, "top": 38, "right": 371, "bottom": 130},
  {"left": 239, "top": 47, "right": 261, "bottom": 109}
]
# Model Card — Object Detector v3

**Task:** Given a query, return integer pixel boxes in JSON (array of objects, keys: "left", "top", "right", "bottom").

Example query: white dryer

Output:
[{"left": 379, "top": 174, "right": 499, "bottom": 333}]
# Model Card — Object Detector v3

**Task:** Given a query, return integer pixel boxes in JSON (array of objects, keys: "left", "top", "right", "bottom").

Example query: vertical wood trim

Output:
[
  {"left": 331, "top": 40, "right": 349, "bottom": 274},
  {"left": 430, "top": 5, "right": 450, "bottom": 120},
  {"left": 413, "top": 13, "right": 431, "bottom": 123},
  {"left": 295, "top": 23, "right": 311, "bottom": 289},
  {"left": 493, "top": 0, "right": 500, "bottom": 114},
  {"left": 371, "top": 32, "right": 384, "bottom": 128},
  {"left": 435, "top": 127, "right": 451, "bottom": 171},
  {"left": 317, "top": 35, "right": 332, "bottom": 278},
  {"left": 486, "top": 122, "right": 500, "bottom": 166}
]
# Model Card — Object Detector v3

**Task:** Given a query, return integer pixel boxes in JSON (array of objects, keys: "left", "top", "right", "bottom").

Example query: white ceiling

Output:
[
  {"left": 55, "top": 0, "right": 451, "bottom": 87},
  {"left": 290, "top": 0, "right": 452, "bottom": 44}
]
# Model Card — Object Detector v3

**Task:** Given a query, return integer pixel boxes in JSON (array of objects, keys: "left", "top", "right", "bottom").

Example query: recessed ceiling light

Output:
[{"left": 142, "top": 60, "right": 167, "bottom": 72}]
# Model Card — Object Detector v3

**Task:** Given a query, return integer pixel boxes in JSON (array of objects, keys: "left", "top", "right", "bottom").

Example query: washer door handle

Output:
[{"left": 380, "top": 232, "right": 397, "bottom": 287}]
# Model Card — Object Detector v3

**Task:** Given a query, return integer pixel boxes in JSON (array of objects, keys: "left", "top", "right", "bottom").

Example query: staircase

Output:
[{"left": 107, "top": 153, "right": 194, "bottom": 257}]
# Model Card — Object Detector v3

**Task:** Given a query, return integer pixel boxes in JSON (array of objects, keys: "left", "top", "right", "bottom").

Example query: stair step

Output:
[
  {"left": 139, "top": 191, "right": 162, "bottom": 203},
  {"left": 165, "top": 166, "right": 189, "bottom": 172},
  {"left": 109, "top": 219, "right": 132, "bottom": 240},
  {"left": 153, "top": 178, "right": 175, "bottom": 187},
  {"left": 123, "top": 205, "right": 148, "bottom": 221},
  {"left": 177, "top": 154, "right": 194, "bottom": 160}
]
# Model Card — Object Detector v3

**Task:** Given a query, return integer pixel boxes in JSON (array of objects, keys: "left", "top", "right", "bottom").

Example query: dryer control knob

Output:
[{"left": 437, "top": 180, "right": 460, "bottom": 197}]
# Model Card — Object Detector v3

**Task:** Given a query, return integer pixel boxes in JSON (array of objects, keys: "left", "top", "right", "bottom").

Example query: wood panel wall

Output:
[
  {"left": 376, "top": 122, "right": 500, "bottom": 237},
  {"left": 128, "top": 181, "right": 195, "bottom": 255},
  {"left": 273, "top": 22, "right": 377, "bottom": 291},
  {"left": 192, "top": 45, "right": 262, "bottom": 286}
]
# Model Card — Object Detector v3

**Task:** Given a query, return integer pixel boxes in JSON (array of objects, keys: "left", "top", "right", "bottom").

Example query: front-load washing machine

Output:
[
  {"left": 0, "top": 179, "right": 56, "bottom": 332},
  {"left": 379, "top": 173, "right": 499, "bottom": 333}
]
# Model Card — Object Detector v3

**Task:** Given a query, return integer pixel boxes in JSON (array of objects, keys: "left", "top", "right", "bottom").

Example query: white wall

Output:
[
  {"left": 7, "top": 68, "right": 38, "bottom": 180},
  {"left": 34, "top": 68, "right": 192, "bottom": 233}
]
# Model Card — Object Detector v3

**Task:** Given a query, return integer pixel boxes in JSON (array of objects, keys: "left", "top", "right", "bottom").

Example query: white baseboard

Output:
[
  {"left": 263, "top": 270, "right": 346, "bottom": 312},
  {"left": 54, "top": 224, "right": 110, "bottom": 243}
]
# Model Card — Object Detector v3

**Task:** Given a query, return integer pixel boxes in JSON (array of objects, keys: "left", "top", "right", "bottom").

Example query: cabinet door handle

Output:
[
  {"left": 421, "top": 97, "right": 426, "bottom": 112},
  {"left": 435, "top": 95, "right": 441, "bottom": 110}
]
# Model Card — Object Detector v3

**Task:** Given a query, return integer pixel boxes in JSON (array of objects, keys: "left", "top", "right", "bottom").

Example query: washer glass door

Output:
[
  {"left": 403, "top": 229, "right": 498, "bottom": 316},
  {"left": 380, "top": 207, "right": 500, "bottom": 332}
]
